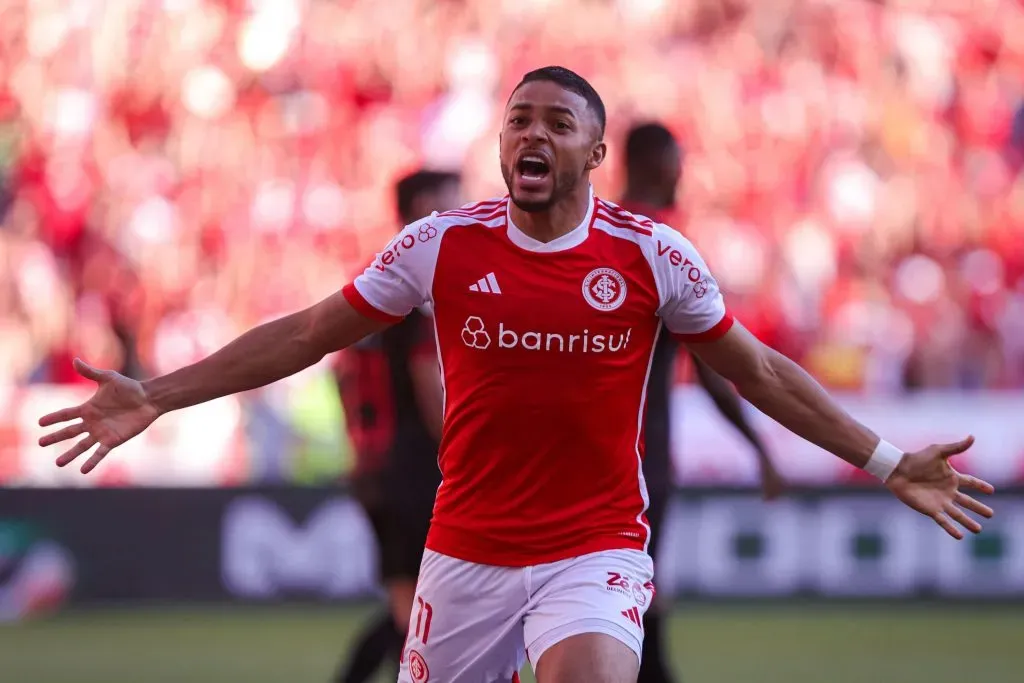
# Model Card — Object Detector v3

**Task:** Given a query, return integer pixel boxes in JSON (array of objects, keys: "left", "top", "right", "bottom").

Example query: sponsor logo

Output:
[
  {"left": 606, "top": 571, "right": 633, "bottom": 598},
  {"left": 693, "top": 280, "right": 709, "bottom": 298},
  {"left": 408, "top": 649, "right": 430, "bottom": 683},
  {"left": 656, "top": 240, "right": 703, "bottom": 283},
  {"left": 372, "top": 224, "right": 438, "bottom": 272},
  {"left": 582, "top": 268, "right": 627, "bottom": 311},
  {"left": 461, "top": 316, "right": 491, "bottom": 349},
  {"left": 461, "top": 317, "right": 631, "bottom": 354}
]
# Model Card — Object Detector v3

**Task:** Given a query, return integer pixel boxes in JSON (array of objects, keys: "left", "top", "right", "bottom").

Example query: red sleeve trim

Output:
[
  {"left": 342, "top": 283, "right": 404, "bottom": 324},
  {"left": 672, "top": 311, "right": 735, "bottom": 343}
]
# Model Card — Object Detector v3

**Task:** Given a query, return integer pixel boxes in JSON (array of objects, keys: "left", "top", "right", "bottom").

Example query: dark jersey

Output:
[
  {"left": 335, "top": 309, "right": 441, "bottom": 490},
  {"left": 643, "top": 330, "right": 677, "bottom": 490}
]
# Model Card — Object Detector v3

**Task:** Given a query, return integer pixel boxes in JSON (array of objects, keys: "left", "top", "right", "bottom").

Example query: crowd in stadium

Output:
[{"left": 1, "top": 0, "right": 1023, "bottom": 395}]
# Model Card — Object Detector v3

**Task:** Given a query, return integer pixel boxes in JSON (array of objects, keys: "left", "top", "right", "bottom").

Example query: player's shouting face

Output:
[{"left": 500, "top": 79, "right": 607, "bottom": 213}]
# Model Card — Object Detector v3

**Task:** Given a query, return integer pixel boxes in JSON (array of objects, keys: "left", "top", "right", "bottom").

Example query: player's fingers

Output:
[
  {"left": 73, "top": 357, "right": 109, "bottom": 383},
  {"left": 939, "top": 435, "right": 975, "bottom": 459},
  {"left": 955, "top": 491, "right": 994, "bottom": 519},
  {"left": 38, "top": 406, "right": 83, "bottom": 427},
  {"left": 38, "top": 422, "right": 87, "bottom": 447},
  {"left": 944, "top": 502, "right": 982, "bottom": 535},
  {"left": 81, "top": 445, "right": 111, "bottom": 474},
  {"left": 933, "top": 512, "right": 964, "bottom": 540},
  {"left": 957, "top": 472, "right": 995, "bottom": 495},
  {"left": 55, "top": 436, "right": 97, "bottom": 468}
]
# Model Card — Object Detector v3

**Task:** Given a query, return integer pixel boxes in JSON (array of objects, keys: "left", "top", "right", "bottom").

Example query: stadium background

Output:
[{"left": 1, "top": 0, "right": 1022, "bottom": 681}]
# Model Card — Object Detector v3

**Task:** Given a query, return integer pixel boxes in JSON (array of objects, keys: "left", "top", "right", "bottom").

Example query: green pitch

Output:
[{"left": 1, "top": 603, "right": 1020, "bottom": 683}]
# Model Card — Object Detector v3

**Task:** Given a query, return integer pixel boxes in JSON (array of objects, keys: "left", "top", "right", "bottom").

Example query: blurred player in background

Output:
[
  {"left": 619, "top": 122, "right": 784, "bottom": 683},
  {"left": 332, "top": 170, "right": 460, "bottom": 683},
  {"left": 40, "top": 66, "right": 995, "bottom": 683}
]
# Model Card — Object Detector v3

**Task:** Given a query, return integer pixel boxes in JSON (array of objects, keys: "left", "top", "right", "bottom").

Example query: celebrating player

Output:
[
  {"left": 332, "top": 170, "right": 460, "bottom": 683},
  {"left": 620, "top": 121, "right": 784, "bottom": 683},
  {"left": 38, "top": 66, "right": 995, "bottom": 683}
]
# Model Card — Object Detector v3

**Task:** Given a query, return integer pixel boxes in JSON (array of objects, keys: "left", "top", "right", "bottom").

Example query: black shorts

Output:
[
  {"left": 645, "top": 483, "right": 669, "bottom": 563},
  {"left": 353, "top": 474, "right": 436, "bottom": 582}
]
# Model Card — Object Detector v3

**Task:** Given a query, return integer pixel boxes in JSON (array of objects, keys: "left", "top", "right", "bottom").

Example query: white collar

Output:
[{"left": 505, "top": 185, "right": 595, "bottom": 253}]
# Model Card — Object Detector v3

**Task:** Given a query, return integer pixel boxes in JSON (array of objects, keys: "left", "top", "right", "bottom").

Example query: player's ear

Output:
[{"left": 585, "top": 141, "right": 607, "bottom": 172}]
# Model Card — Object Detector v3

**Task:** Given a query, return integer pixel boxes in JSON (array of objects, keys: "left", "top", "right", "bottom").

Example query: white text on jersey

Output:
[{"left": 461, "top": 317, "right": 632, "bottom": 354}]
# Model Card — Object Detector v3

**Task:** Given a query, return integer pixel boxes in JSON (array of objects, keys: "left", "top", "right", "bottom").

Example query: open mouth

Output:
[{"left": 516, "top": 154, "right": 551, "bottom": 182}]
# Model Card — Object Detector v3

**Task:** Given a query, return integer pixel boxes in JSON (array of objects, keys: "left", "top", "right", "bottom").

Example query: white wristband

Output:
[{"left": 865, "top": 439, "right": 904, "bottom": 481}]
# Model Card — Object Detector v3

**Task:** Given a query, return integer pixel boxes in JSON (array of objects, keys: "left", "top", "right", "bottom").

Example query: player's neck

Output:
[{"left": 509, "top": 185, "right": 592, "bottom": 244}]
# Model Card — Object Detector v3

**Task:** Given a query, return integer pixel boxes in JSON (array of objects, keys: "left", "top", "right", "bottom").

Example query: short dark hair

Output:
[
  {"left": 513, "top": 66, "right": 606, "bottom": 137},
  {"left": 395, "top": 170, "right": 461, "bottom": 223},
  {"left": 624, "top": 122, "right": 679, "bottom": 170}
]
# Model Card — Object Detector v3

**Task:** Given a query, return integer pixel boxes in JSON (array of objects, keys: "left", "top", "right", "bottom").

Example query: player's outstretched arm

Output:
[
  {"left": 38, "top": 291, "right": 389, "bottom": 473},
  {"left": 686, "top": 322, "right": 995, "bottom": 539},
  {"left": 691, "top": 352, "right": 784, "bottom": 500}
]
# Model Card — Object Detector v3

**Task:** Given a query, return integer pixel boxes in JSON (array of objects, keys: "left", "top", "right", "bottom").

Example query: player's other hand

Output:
[
  {"left": 885, "top": 435, "right": 995, "bottom": 540},
  {"left": 37, "top": 358, "right": 160, "bottom": 474}
]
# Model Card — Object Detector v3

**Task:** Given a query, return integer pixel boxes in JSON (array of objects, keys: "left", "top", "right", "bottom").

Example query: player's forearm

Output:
[
  {"left": 143, "top": 312, "right": 326, "bottom": 415},
  {"left": 733, "top": 349, "right": 879, "bottom": 469}
]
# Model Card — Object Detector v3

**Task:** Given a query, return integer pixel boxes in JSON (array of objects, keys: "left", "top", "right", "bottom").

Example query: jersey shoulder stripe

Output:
[
  {"left": 437, "top": 196, "right": 508, "bottom": 223},
  {"left": 595, "top": 199, "right": 657, "bottom": 231}
]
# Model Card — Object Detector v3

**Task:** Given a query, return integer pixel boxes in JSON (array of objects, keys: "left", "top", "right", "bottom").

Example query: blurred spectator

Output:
[{"left": 1, "top": 0, "right": 1022, "bottom": 403}]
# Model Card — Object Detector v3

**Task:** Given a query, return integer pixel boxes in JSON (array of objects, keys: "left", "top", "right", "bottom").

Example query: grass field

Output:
[{"left": 2, "top": 603, "right": 1022, "bottom": 683}]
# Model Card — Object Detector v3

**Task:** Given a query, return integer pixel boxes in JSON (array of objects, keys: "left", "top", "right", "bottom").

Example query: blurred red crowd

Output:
[{"left": 1, "top": 0, "right": 1023, "bottom": 393}]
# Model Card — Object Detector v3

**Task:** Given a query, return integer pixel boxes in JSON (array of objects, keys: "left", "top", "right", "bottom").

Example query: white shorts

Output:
[{"left": 397, "top": 548, "right": 654, "bottom": 683}]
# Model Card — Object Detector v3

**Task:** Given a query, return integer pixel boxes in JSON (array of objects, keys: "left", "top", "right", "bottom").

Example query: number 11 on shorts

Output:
[{"left": 414, "top": 596, "right": 433, "bottom": 644}]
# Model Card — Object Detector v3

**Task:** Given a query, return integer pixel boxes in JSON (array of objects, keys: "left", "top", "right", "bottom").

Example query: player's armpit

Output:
[{"left": 684, "top": 322, "right": 880, "bottom": 470}]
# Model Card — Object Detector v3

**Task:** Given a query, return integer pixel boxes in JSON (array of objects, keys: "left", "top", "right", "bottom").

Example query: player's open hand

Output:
[
  {"left": 885, "top": 436, "right": 995, "bottom": 540},
  {"left": 37, "top": 358, "right": 161, "bottom": 474}
]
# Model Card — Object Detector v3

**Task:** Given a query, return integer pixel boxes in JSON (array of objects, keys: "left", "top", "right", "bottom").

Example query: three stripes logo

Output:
[
  {"left": 469, "top": 272, "right": 502, "bottom": 294},
  {"left": 621, "top": 606, "right": 643, "bottom": 630}
]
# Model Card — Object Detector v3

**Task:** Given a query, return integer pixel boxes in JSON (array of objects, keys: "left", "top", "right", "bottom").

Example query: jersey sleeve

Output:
[
  {"left": 342, "top": 217, "right": 444, "bottom": 323},
  {"left": 647, "top": 224, "right": 734, "bottom": 342}
]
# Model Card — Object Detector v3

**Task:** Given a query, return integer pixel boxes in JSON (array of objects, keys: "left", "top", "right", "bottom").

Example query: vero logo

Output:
[{"left": 468, "top": 272, "right": 502, "bottom": 294}]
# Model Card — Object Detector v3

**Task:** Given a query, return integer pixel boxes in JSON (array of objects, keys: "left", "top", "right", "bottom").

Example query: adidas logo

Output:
[
  {"left": 469, "top": 272, "right": 502, "bottom": 294},
  {"left": 621, "top": 606, "right": 643, "bottom": 630}
]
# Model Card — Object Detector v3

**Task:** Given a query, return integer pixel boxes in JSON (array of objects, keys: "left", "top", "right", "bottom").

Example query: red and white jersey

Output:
[{"left": 343, "top": 187, "right": 733, "bottom": 566}]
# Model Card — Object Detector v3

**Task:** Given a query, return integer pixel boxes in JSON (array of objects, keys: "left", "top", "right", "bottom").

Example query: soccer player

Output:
[
  {"left": 620, "top": 121, "right": 784, "bottom": 683},
  {"left": 39, "top": 66, "right": 995, "bottom": 683},
  {"left": 332, "top": 170, "right": 460, "bottom": 683}
]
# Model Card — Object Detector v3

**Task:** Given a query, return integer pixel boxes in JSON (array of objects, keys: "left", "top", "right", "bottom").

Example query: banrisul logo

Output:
[{"left": 461, "top": 317, "right": 631, "bottom": 354}]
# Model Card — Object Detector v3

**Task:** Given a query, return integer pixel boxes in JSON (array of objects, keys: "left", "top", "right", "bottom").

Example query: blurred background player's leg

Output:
[
  {"left": 337, "top": 612, "right": 399, "bottom": 683},
  {"left": 334, "top": 480, "right": 434, "bottom": 683},
  {"left": 637, "top": 471, "right": 674, "bottom": 683},
  {"left": 334, "top": 485, "right": 405, "bottom": 683}
]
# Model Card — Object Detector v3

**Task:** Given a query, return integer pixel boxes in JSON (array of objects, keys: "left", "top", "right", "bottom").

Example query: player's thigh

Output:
[
  {"left": 533, "top": 632, "right": 639, "bottom": 683},
  {"left": 398, "top": 549, "right": 527, "bottom": 683},
  {"left": 523, "top": 548, "right": 654, "bottom": 677}
]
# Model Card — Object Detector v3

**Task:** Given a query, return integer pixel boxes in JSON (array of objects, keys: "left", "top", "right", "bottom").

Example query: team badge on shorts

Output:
[
  {"left": 632, "top": 580, "right": 648, "bottom": 606},
  {"left": 582, "top": 268, "right": 627, "bottom": 311},
  {"left": 408, "top": 649, "right": 430, "bottom": 683}
]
